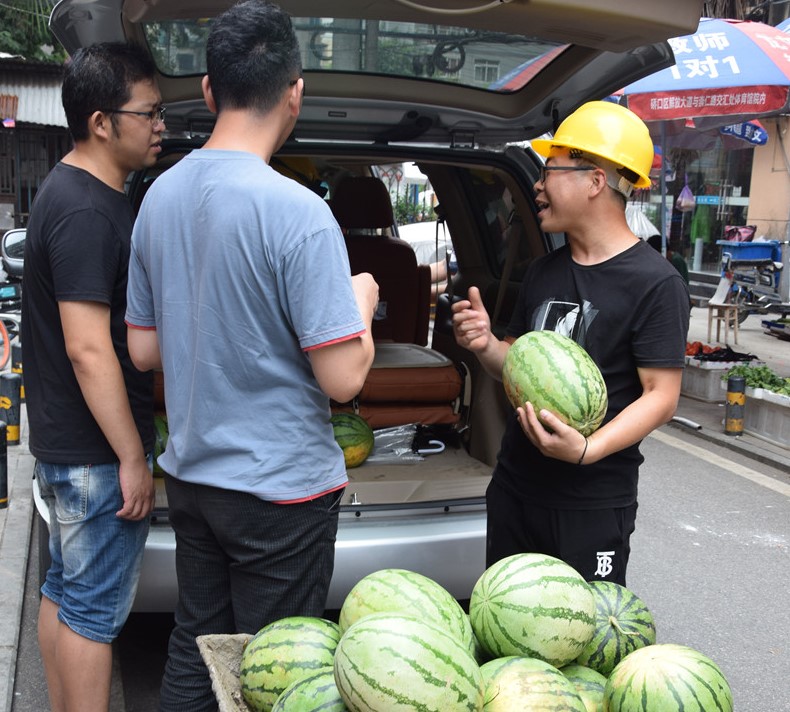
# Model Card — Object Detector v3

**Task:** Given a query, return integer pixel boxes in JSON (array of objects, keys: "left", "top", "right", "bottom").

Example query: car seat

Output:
[
  {"left": 329, "top": 176, "right": 464, "bottom": 428},
  {"left": 330, "top": 175, "right": 431, "bottom": 346}
]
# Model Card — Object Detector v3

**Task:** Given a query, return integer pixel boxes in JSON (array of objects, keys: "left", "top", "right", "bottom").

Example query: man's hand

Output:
[
  {"left": 351, "top": 272, "right": 379, "bottom": 325},
  {"left": 516, "top": 402, "right": 590, "bottom": 465},
  {"left": 452, "top": 286, "right": 492, "bottom": 353},
  {"left": 116, "top": 457, "right": 155, "bottom": 521}
]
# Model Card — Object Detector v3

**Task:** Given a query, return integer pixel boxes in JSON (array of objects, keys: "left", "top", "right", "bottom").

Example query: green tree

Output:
[{"left": 0, "top": 1, "right": 66, "bottom": 63}]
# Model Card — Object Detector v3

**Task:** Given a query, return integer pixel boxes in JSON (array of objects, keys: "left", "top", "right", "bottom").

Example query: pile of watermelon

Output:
[{"left": 236, "top": 553, "right": 733, "bottom": 711}]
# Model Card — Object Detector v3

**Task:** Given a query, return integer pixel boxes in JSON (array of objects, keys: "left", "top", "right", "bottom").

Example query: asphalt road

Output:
[{"left": 11, "top": 425, "right": 790, "bottom": 711}]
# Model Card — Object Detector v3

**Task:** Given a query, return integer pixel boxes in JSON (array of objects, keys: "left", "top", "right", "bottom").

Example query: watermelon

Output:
[
  {"left": 501, "top": 330, "right": 607, "bottom": 436},
  {"left": 272, "top": 667, "right": 348, "bottom": 711},
  {"left": 330, "top": 413, "right": 374, "bottom": 468},
  {"left": 240, "top": 616, "right": 341, "bottom": 712},
  {"left": 604, "top": 644, "right": 733, "bottom": 712},
  {"left": 333, "top": 612, "right": 485, "bottom": 711},
  {"left": 575, "top": 581, "right": 656, "bottom": 676},
  {"left": 469, "top": 553, "right": 596, "bottom": 668},
  {"left": 479, "top": 655, "right": 524, "bottom": 684},
  {"left": 338, "top": 568, "right": 475, "bottom": 656},
  {"left": 482, "top": 656, "right": 587, "bottom": 711},
  {"left": 153, "top": 413, "right": 168, "bottom": 474},
  {"left": 560, "top": 664, "right": 606, "bottom": 712}
]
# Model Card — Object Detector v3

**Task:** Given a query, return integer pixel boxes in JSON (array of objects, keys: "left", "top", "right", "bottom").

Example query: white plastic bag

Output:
[
  {"left": 675, "top": 179, "right": 695, "bottom": 213},
  {"left": 366, "top": 424, "right": 424, "bottom": 464}
]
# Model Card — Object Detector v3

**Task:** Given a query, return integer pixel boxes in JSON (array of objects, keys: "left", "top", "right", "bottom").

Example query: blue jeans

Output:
[
  {"left": 36, "top": 458, "right": 151, "bottom": 643},
  {"left": 159, "top": 475, "right": 343, "bottom": 712}
]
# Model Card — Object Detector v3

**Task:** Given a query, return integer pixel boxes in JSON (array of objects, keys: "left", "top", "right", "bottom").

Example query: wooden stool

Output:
[{"left": 707, "top": 303, "right": 739, "bottom": 344}]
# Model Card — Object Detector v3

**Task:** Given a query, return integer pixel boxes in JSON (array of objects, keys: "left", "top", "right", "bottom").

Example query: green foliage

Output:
[
  {"left": 0, "top": 1, "right": 66, "bottom": 63},
  {"left": 722, "top": 364, "right": 790, "bottom": 396},
  {"left": 393, "top": 193, "right": 430, "bottom": 225}
]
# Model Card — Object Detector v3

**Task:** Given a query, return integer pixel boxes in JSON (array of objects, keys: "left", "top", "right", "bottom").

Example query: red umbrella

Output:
[{"left": 620, "top": 17, "right": 790, "bottom": 125}]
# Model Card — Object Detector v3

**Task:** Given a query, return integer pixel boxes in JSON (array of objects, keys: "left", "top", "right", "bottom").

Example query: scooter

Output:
[
  {"left": 0, "top": 228, "right": 24, "bottom": 343},
  {"left": 720, "top": 244, "right": 790, "bottom": 323}
]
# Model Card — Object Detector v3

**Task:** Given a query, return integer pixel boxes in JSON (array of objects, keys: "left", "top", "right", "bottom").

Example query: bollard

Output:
[
  {"left": 724, "top": 374, "right": 746, "bottom": 436},
  {"left": 0, "top": 372, "right": 21, "bottom": 445},
  {"left": 11, "top": 341, "right": 23, "bottom": 403},
  {"left": 0, "top": 422, "right": 6, "bottom": 508}
]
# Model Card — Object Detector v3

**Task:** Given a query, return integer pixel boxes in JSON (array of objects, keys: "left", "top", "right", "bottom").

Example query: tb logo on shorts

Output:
[{"left": 594, "top": 550, "right": 615, "bottom": 578}]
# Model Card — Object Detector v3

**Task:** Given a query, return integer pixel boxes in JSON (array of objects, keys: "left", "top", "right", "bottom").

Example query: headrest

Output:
[{"left": 330, "top": 176, "right": 394, "bottom": 230}]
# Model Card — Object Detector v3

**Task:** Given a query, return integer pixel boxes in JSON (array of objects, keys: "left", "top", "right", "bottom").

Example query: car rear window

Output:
[{"left": 142, "top": 16, "right": 565, "bottom": 92}]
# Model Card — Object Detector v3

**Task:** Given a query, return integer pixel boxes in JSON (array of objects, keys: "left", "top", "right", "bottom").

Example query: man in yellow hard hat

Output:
[{"left": 452, "top": 101, "right": 689, "bottom": 585}]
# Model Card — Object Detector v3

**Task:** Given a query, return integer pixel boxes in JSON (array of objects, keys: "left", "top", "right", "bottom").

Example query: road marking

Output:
[{"left": 650, "top": 429, "right": 790, "bottom": 498}]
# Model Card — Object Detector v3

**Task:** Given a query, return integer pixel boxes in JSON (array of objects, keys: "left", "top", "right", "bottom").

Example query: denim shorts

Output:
[{"left": 36, "top": 458, "right": 151, "bottom": 644}]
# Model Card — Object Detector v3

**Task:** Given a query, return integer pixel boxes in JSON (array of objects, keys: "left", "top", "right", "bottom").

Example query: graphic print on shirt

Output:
[{"left": 532, "top": 298, "right": 598, "bottom": 348}]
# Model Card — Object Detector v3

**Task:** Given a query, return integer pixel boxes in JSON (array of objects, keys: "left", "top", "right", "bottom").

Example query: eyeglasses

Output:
[
  {"left": 100, "top": 106, "right": 167, "bottom": 126},
  {"left": 538, "top": 165, "right": 596, "bottom": 183}
]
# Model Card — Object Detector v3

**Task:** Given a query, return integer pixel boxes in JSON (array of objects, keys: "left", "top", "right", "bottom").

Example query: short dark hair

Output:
[
  {"left": 206, "top": 0, "right": 302, "bottom": 115},
  {"left": 62, "top": 42, "right": 157, "bottom": 142}
]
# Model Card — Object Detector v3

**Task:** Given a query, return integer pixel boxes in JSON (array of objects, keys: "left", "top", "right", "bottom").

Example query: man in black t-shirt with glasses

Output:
[
  {"left": 21, "top": 42, "right": 162, "bottom": 712},
  {"left": 453, "top": 102, "right": 689, "bottom": 586}
]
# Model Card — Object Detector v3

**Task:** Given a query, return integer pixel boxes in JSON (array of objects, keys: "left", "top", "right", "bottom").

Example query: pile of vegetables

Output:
[{"left": 722, "top": 364, "right": 790, "bottom": 396}]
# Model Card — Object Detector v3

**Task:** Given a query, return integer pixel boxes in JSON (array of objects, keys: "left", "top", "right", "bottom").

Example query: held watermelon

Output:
[
  {"left": 469, "top": 553, "right": 596, "bottom": 668},
  {"left": 574, "top": 581, "right": 656, "bottom": 676},
  {"left": 333, "top": 612, "right": 485, "bottom": 711},
  {"left": 330, "top": 413, "right": 374, "bottom": 468},
  {"left": 239, "top": 616, "right": 341, "bottom": 712},
  {"left": 501, "top": 330, "right": 607, "bottom": 436},
  {"left": 604, "top": 644, "right": 733, "bottom": 712},
  {"left": 338, "top": 568, "right": 475, "bottom": 656}
]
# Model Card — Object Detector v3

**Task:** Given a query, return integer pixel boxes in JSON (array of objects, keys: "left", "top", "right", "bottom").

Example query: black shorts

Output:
[{"left": 486, "top": 477, "right": 637, "bottom": 585}]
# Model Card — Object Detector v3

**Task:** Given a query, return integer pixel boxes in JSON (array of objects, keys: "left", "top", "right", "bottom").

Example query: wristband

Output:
[{"left": 577, "top": 437, "right": 589, "bottom": 465}]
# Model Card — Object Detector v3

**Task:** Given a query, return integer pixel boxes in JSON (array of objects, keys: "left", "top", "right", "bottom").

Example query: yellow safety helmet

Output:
[{"left": 531, "top": 101, "right": 653, "bottom": 191}]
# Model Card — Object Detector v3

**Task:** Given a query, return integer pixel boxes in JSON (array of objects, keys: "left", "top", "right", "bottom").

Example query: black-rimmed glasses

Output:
[
  {"left": 538, "top": 164, "right": 596, "bottom": 183},
  {"left": 100, "top": 106, "right": 167, "bottom": 126}
]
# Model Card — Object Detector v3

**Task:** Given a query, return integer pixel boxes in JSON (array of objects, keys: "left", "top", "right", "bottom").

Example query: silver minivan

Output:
[{"left": 33, "top": 0, "right": 703, "bottom": 611}]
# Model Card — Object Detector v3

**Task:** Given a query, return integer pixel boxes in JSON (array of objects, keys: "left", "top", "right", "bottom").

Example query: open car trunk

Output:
[{"left": 142, "top": 139, "right": 546, "bottom": 513}]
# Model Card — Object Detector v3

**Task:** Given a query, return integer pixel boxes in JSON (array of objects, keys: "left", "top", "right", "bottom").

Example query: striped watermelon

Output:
[
  {"left": 469, "top": 553, "right": 596, "bottom": 668},
  {"left": 333, "top": 612, "right": 485, "bottom": 711},
  {"left": 338, "top": 569, "right": 476, "bottom": 656},
  {"left": 481, "top": 656, "right": 587, "bottom": 711},
  {"left": 153, "top": 413, "right": 168, "bottom": 474},
  {"left": 604, "top": 644, "right": 733, "bottom": 712},
  {"left": 330, "top": 413, "right": 374, "bottom": 468},
  {"left": 560, "top": 664, "right": 606, "bottom": 712},
  {"left": 240, "top": 616, "right": 341, "bottom": 712},
  {"left": 575, "top": 581, "right": 656, "bottom": 676},
  {"left": 502, "top": 330, "right": 607, "bottom": 436},
  {"left": 272, "top": 667, "right": 348, "bottom": 711}
]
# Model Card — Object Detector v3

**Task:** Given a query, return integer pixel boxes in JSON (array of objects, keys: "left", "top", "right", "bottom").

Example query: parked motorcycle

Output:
[
  {"left": 718, "top": 240, "right": 790, "bottom": 323},
  {"left": 0, "top": 228, "right": 24, "bottom": 368}
]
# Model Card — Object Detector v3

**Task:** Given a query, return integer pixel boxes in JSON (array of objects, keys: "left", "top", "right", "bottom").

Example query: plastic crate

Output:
[{"left": 716, "top": 240, "right": 781, "bottom": 262}]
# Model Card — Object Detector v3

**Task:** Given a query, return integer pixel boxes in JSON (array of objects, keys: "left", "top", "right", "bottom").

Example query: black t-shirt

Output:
[
  {"left": 495, "top": 240, "right": 689, "bottom": 509},
  {"left": 21, "top": 163, "right": 153, "bottom": 463}
]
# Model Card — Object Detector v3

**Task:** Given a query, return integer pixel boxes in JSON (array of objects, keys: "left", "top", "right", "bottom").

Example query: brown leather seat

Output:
[{"left": 331, "top": 176, "right": 431, "bottom": 346}]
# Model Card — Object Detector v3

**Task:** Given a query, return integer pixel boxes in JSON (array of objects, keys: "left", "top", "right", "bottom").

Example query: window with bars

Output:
[{"left": 473, "top": 59, "right": 500, "bottom": 85}]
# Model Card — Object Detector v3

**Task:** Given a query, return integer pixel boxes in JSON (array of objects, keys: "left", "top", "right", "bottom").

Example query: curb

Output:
[
  {"left": 0, "top": 412, "right": 34, "bottom": 712},
  {"left": 667, "top": 417, "right": 790, "bottom": 472}
]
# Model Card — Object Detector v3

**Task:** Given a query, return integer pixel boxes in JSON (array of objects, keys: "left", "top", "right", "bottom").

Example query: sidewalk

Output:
[
  {"left": 0, "top": 309, "right": 787, "bottom": 709},
  {"left": 671, "top": 307, "right": 790, "bottom": 471}
]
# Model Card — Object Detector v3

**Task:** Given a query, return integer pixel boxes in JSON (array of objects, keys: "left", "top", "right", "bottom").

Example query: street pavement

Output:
[{"left": 0, "top": 307, "right": 787, "bottom": 710}]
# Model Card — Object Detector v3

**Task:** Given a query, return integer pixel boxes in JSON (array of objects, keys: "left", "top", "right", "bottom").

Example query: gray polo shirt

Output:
[{"left": 127, "top": 150, "right": 364, "bottom": 501}]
